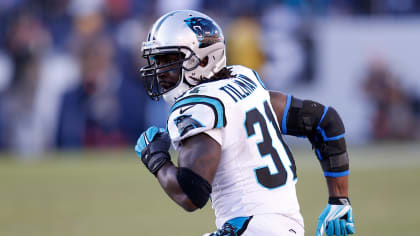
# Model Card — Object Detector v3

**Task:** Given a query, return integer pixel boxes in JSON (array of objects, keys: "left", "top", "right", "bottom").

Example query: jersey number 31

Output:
[{"left": 245, "top": 101, "right": 297, "bottom": 189}]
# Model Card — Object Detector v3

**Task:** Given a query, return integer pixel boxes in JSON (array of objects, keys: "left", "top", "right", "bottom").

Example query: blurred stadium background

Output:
[{"left": 0, "top": 0, "right": 419, "bottom": 235}]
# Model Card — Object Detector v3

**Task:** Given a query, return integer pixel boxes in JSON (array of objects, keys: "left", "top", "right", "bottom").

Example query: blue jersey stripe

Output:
[
  {"left": 170, "top": 95, "right": 226, "bottom": 128},
  {"left": 252, "top": 70, "right": 267, "bottom": 89}
]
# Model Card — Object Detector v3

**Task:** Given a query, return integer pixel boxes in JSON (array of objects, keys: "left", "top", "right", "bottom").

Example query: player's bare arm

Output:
[
  {"left": 155, "top": 133, "right": 221, "bottom": 212},
  {"left": 153, "top": 162, "right": 195, "bottom": 211},
  {"left": 177, "top": 133, "right": 221, "bottom": 184},
  {"left": 326, "top": 176, "right": 348, "bottom": 197},
  {"left": 269, "top": 91, "right": 288, "bottom": 118}
]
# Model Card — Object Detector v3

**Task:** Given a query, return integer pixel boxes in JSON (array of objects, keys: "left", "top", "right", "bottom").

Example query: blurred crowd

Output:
[
  {"left": 363, "top": 58, "right": 420, "bottom": 141},
  {"left": 1, "top": 0, "right": 420, "bottom": 155}
]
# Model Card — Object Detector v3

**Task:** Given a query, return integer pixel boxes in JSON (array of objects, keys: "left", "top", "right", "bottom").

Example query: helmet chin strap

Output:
[
  {"left": 183, "top": 77, "right": 195, "bottom": 87},
  {"left": 162, "top": 70, "right": 192, "bottom": 106},
  {"left": 162, "top": 81, "right": 190, "bottom": 105}
]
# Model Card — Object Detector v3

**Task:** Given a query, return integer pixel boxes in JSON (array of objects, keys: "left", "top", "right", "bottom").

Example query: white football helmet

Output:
[{"left": 140, "top": 10, "right": 226, "bottom": 105}]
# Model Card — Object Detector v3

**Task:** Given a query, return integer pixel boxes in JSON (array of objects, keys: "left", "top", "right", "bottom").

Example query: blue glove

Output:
[
  {"left": 315, "top": 197, "right": 355, "bottom": 236},
  {"left": 135, "top": 126, "right": 171, "bottom": 175}
]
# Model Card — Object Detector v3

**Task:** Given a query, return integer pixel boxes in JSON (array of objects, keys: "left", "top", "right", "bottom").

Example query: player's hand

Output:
[
  {"left": 135, "top": 126, "right": 171, "bottom": 175},
  {"left": 315, "top": 197, "right": 355, "bottom": 236}
]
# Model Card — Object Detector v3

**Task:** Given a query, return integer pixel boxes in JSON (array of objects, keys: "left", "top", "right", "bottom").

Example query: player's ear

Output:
[{"left": 200, "top": 56, "right": 209, "bottom": 67}]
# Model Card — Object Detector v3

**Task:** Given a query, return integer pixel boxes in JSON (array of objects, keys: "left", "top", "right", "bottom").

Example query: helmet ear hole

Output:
[{"left": 200, "top": 56, "right": 209, "bottom": 67}]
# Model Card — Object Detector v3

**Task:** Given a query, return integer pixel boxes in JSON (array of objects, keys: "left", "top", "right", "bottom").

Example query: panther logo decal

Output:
[
  {"left": 174, "top": 114, "right": 204, "bottom": 137},
  {"left": 184, "top": 17, "right": 223, "bottom": 48}
]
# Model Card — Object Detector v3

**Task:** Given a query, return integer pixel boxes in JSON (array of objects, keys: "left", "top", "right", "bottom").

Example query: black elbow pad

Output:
[
  {"left": 284, "top": 96, "right": 325, "bottom": 136},
  {"left": 313, "top": 106, "right": 349, "bottom": 176},
  {"left": 284, "top": 96, "right": 349, "bottom": 177},
  {"left": 176, "top": 167, "right": 212, "bottom": 209}
]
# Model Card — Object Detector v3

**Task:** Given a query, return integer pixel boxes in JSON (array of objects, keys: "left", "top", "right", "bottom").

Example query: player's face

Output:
[{"left": 153, "top": 53, "right": 183, "bottom": 92}]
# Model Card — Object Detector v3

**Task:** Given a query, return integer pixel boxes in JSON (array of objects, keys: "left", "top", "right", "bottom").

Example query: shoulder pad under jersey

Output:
[{"left": 167, "top": 94, "right": 226, "bottom": 148}]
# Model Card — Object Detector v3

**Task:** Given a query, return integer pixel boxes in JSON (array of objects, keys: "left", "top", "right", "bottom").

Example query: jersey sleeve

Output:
[{"left": 167, "top": 95, "right": 226, "bottom": 150}]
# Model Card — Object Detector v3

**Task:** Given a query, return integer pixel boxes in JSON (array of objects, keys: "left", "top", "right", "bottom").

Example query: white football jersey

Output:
[{"left": 167, "top": 65, "right": 303, "bottom": 228}]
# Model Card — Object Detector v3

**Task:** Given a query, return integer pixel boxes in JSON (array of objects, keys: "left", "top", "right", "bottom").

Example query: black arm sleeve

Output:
[
  {"left": 285, "top": 96, "right": 349, "bottom": 176},
  {"left": 176, "top": 167, "right": 211, "bottom": 208}
]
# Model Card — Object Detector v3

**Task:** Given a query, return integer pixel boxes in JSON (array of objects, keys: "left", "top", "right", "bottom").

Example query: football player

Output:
[{"left": 135, "top": 10, "right": 355, "bottom": 236}]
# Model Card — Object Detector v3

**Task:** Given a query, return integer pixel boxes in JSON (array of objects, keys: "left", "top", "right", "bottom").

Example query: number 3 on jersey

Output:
[{"left": 245, "top": 101, "right": 297, "bottom": 189}]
